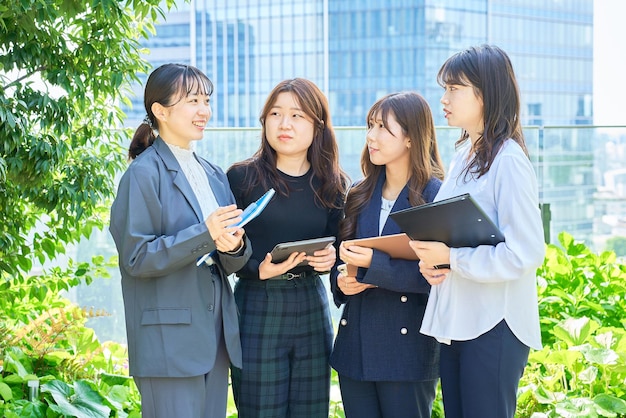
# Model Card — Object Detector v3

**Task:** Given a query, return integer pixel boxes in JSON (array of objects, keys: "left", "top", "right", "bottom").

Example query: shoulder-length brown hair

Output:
[
  {"left": 230, "top": 78, "right": 348, "bottom": 208},
  {"left": 339, "top": 91, "right": 444, "bottom": 241},
  {"left": 437, "top": 44, "right": 527, "bottom": 179}
]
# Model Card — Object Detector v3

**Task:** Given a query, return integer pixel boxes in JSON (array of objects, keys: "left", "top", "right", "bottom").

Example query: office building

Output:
[
  {"left": 73, "top": 2, "right": 625, "bottom": 345},
  {"left": 124, "top": 0, "right": 593, "bottom": 128},
  {"left": 121, "top": 0, "right": 596, "bottom": 243}
]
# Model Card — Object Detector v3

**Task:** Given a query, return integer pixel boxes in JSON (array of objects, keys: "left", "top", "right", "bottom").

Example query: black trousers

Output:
[{"left": 338, "top": 375, "right": 438, "bottom": 418}]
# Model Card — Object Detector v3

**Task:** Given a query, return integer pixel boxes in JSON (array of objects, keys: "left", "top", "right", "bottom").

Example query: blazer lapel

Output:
[
  {"left": 381, "top": 184, "right": 411, "bottom": 236},
  {"left": 358, "top": 172, "right": 412, "bottom": 238},
  {"left": 196, "top": 157, "right": 229, "bottom": 207},
  {"left": 153, "top": 137, "right": 205, "bottom": 222},
  {"left": 358, "top": 174, "right": 385, "bottom": 239}
]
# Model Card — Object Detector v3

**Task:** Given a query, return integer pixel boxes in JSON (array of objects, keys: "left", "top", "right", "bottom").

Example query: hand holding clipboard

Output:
[
  {"left": 391, "top": 194, "right": 504, "bottom": 270},
  {"left": 389, "top": 193, "right": 504, "bottom": 248}
]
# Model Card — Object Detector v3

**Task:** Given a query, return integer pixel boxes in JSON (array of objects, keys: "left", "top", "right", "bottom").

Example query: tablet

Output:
[{"left": 270, "top": 236, "right": 336, "bottom": 265}]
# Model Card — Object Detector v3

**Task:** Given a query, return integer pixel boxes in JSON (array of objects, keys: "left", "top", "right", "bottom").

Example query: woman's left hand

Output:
[
  {"left": 215, "top": 228, "right": 245, "bottom": 253},
  {"left": 337, "top": 270, "right": 375, "bottom": 295},
  {"left": 418, "top": 260, "right": 450, "bottom": 286},
  {"left": 408, "top": 240, "right": 450, "bottom": 268},
  {"left": 306, "top": 244, "right": 336, "bottom": 273},
  {"left": 409, "top": 240, "right": 451, "bottom": 286}
]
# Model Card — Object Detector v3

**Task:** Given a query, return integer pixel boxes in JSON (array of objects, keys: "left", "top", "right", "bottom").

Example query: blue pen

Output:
[{"left": 197, "top": 188, "right": 275, "bottom": 266}]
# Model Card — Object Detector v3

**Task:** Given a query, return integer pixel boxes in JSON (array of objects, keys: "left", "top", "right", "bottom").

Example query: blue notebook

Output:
[{"left": 196, "top": 188, "right": 275, "bottom": 266}]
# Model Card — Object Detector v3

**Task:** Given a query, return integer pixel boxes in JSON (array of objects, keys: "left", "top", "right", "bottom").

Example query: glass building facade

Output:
[
  {"left": 60, "top": 1, "right": 626, "bottom": 348},
  {"left": 124, "top": 0, "right": 593, "bottom": 128}
]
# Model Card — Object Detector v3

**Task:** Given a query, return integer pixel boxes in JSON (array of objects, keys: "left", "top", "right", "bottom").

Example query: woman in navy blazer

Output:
[
  {"left": 330, "top": 92, "right": 444, "bottom": 418},
  {"left": 109, "top": 64, "right": 251, "bottom": 418}
]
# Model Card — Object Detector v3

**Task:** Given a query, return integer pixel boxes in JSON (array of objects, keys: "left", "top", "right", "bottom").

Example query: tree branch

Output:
[{"left": 4, "top": 65, "right": 48, "bottom": 90}]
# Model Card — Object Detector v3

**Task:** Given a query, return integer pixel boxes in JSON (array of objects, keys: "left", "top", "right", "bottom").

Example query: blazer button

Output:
[
  {"left": 400, "top": 327, "right": 408, "bottom": 335},
  {"left": 340, "top": 318, "right": 348, "bottom": 326},
  {"left": 400, "top": 295, "right": 408, "bottom": 302},
  {"left": 207, "top": 304, "right": 214, "bottom": 311}
]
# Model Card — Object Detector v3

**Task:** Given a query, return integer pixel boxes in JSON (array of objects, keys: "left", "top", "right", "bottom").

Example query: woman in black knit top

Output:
[{"left": 227, "top": 78, "right": 349, "bottom": 418}]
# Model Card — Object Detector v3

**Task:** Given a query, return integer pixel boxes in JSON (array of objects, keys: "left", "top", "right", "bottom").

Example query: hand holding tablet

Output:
[{"left": 270, "top": 236, "right": 336, "bottom": 267}]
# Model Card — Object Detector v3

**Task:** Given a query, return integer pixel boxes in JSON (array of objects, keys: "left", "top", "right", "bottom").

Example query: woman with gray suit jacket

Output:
[
  {"left": 330, "top": 92, "right": 444, "bottom": 418},
  {"left": 109, "top": 63, "right": 251, "bottom": 418}
]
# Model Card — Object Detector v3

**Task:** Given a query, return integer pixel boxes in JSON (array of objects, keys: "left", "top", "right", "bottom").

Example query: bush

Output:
[
  {"left": 517, "top": 232, "right": 626, "bottom": 417},
  {"left": 3, "top": 231, "right": 625, "bottom": 417}
]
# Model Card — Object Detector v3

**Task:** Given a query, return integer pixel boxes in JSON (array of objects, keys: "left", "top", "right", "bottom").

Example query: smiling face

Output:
[
  {"left": 264, "top": 91, "right": 315, "bottom": 160},
  {"left": 440, "top": 82, "right": 484, "bottom": 142},
  {"left": 366, "top": 110, "right": 411, "bottom": 169},
  {"left": 152, "top": 77, "right": 212, "bottom": 148}
]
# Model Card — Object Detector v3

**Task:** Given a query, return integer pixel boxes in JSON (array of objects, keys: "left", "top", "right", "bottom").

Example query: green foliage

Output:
[
  {"left": 536, "top": 232, "right": 626, "bottom": 344},
  {"left": 0, "top": 300, "right": 141, "bottom": 416},
  {"left": 0, "top": 0, "right": 175, "bottom": 287},
  {"left": 517, "top": 232, "right": 626, "bottom": 417},
  {"left": 606, "top": 236, "right": 626, "bottom": 258},
  {"left": 0, "top": 0, "right": 175, "bottom": 416}
]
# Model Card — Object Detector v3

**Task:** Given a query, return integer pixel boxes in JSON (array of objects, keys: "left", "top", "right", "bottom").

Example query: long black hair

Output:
[{"left": 438, "top": 44, "right": 527, "bottom": 179}]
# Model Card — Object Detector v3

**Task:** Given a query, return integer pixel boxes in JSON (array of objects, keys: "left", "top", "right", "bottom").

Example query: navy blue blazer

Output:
[{"left": 330, "top": 173, "right": 441, "bottom": 382}]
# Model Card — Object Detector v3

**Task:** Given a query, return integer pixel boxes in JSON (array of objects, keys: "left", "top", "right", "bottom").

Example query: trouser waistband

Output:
[{"left": 266, "top": 270, "right": 319, "bottom": 280}]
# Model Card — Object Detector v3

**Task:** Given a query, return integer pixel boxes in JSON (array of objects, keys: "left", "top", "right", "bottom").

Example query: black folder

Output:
[{"left": 389, "top": 193, "right": 504, "bottom": 248}]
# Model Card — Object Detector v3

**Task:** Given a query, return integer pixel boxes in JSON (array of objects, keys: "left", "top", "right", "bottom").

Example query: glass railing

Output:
[
  {"left": 74, "top": 125, "right": 626, "bottom": 343},
  {"left": 194, "top": 125, "right": 626, "bottom": 250}
]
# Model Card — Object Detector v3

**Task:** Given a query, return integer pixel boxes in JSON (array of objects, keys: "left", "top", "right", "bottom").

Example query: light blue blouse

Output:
[{"left": 420, "top": 139, "right": 545, "bottom": 350}]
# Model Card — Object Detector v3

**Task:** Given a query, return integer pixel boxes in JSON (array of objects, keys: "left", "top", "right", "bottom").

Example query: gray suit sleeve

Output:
[{"left": 110, "top": 167, "right": 219, "bottom": 278}]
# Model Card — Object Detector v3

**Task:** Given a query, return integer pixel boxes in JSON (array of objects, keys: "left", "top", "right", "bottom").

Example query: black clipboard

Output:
[{"left": 389, "top": 193, "right": 504, "bottom": 248}]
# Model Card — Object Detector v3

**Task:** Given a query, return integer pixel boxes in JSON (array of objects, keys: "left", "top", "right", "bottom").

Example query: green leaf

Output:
[
  {"left": 43, "top": 379, "right": 111, "bottom": 418},
  {"left": 546, "top": 349, "right": 582, "bottom": 370},
  {"left": 0, "top": 381, "right": 12, "bottom": 401},
  {"left": 594, "top": 394, "right": 626, "bottom": 414},
  {"left": 41, "top": 238, "right": 56, "bottom": 258},
  {"left": 533, "top": 385, "right": 566, "bottom": 404},
  {"left": 575, "top": 345, "right": 619, "bottom": 366},
  {"left": 554, "top": 317, "right": 597, "bottom": 346},
  {"left": 3, "top": 348, "right": 33, "bottom": 377},
  {"left": 577, "top": 366, "right": 598, "bottom": 384},
  {"left": 100, "top": 372, "right": 132, "bottom": 387},
  {"left": 16, "top": 255, "right": 32, "bottom": 272}
]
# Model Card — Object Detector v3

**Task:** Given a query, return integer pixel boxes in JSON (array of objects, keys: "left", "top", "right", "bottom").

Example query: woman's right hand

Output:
[
  {"left": 339, "top": 243, "right": 372, "bottom": 269},
  {"left": 258, "top": 251, "right": 307, "bottom": 280},
  {"left": 205, "top": 204, "right": 243, "bottom": 241}
]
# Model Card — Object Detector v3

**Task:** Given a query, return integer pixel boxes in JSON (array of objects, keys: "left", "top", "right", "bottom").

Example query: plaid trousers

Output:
[{"left": 231, "top": 275, "right": 333, "bottom": 418}]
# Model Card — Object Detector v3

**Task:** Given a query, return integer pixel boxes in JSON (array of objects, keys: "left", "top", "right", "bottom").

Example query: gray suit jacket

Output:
[{"left": 109, "top": 137, "right": 250, "bottom": 378}]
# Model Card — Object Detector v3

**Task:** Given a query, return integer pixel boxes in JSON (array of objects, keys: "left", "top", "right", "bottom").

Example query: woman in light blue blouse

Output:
[{"left": 409, "top": 45, "right": 545, "bottom": 418}]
